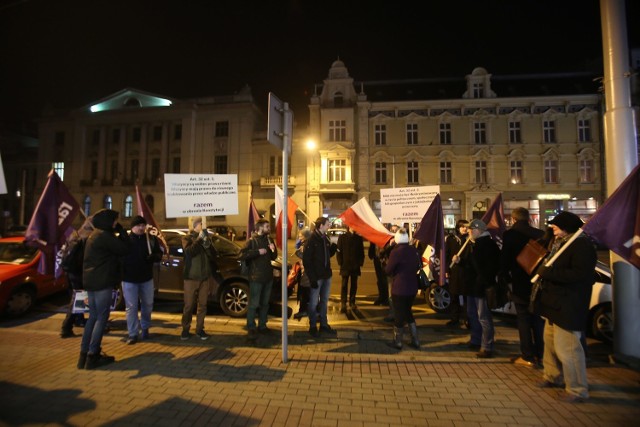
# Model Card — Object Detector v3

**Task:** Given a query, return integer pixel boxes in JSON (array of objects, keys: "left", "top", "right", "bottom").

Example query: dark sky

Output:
[{"left": 1, "top": 0, "right": 637, "bottom": 127}]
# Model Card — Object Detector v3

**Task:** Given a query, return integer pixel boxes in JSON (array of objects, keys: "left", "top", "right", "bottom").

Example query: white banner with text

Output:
[
  {"left": 380, "top": 185, "right": 440, "bottom": 223},
  {"left": 164, "top": 174, "right": 238, "bottom": 218}
]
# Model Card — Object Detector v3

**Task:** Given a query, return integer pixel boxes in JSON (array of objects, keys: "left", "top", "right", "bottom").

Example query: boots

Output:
[
  {"left": 408, "top": 322, "right": 420, "bottom": 350},
  {"left": 85, "top": 350, "right": 115, "bottom": 370},
  {"left": 77, "top": 352, "right": 87, "bottom": 370},
  {"left": 388, "top": 326, "right": 403, "bottom": 350}
]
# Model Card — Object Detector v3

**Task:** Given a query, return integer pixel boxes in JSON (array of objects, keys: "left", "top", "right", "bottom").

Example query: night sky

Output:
[{"left": 1, "top": 0, "right": 637, "bottom": 127}]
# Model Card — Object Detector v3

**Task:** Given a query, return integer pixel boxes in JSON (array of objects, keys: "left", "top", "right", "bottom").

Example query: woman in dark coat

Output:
[
  {"left": 385, "top": 228, "right": 421, "bottom": 350},
  {"left": 444, "top": 219, "right": 469, "bottom": 326}
]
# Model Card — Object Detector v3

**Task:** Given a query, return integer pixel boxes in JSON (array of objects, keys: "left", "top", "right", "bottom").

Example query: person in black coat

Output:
[
  {"left": 444, "top": 219, "right": 469, "bottom": 327},
  {"left": 337, "top": 227, "right": 364, "bottom": 312},
  {"left": 533, "top": 211, "right": 596, "bottom": 402},
  {"left": 368, "top": 243, "right": 389, "bottom": 305},
  {"left": 500, "top": 207, "right": 545, "bottom": 367}
]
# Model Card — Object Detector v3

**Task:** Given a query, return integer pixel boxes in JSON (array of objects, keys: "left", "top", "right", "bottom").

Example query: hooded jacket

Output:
[
  {"left": 123, "top": 231, "right": 163, "bottom": 283},
  {"left": 240, "top": 232, "right": 277, "bottom": 283}
]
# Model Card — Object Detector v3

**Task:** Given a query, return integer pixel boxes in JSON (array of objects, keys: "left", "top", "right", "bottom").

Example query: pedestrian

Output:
[
  {"left": 302, "top": 217, "right": 338, "bottom": 337},
  {"left": 500, "top": 207, "right": 545, "bottom": 367},
  {"left": 379, "top": 224, "right": 400, "bottom": 322},
  {"left": 293, "top": 228, "right": 312, "bottom": 321},
  {"left": 79, "top": 209, "right": 130, "bottom": 370},
  {"left": 452, "top": 219, "right": 499, "bottom": 358},
  {"left": 337, "top": 226, "right": 364, "bottom": 312},
  {"left": 533, "top": 211, "right": 596, "bottom": 403},
  {"left": 368, "top": 243, "right": 389, "bottom": 305},
  {"left": 122, "top": 216, "right": 163, "bottom": 345},
  {"left": 240, "top": 218, "right": 277, "bottom": 341},
  {"left": 444, "top": 219, "right": 469, "bottom": 327},
  {"left": 181, "top": 217, "right": 218, "bottom": 341},
  {"left": 385, "top": 228, "right": 421, "bottom": 350}
]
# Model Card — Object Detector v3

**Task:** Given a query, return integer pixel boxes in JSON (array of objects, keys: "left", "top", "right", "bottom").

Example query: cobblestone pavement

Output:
[{"left": 1, "top": 298, "right": 639, "bottom": 426}]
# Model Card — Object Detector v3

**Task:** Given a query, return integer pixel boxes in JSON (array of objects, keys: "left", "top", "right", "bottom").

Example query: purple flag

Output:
[
  {"left": 482, "top": 193, "right": 505, "bottom": 249},
  {"left": 582, "top": 164, "right": 640, "bottom": 270},
  {"left": 247, "top": 197, "right": 261, "bottom": 237},
  {"left": 414, "top": 194, "right": 446, "bottom": 286},
  {"left": 25, "top": 170, "right": 80, "bottom": 276}
]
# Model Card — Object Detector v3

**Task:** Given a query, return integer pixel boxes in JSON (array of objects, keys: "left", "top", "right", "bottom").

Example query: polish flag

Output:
[
  {"left": 339, "top": 197, "right": 394, "bottom": 248},
  {"left": 275, "top": 185, "right": 298, "bottom": 248}
]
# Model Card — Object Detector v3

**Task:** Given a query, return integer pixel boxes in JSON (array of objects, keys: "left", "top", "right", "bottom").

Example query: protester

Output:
[
  {"left": 379, "top": 224, "right": 400, "bottom": 322},
  {"left": 385, "top": 228, "right": 421, "bottom": 350},
  {"left": 368, "top": 242, "right": 389, "bottom": 305},
  {"left": 302, "top": 217, "right": 338, "bottom": 337},
  {"left": 240, "top": 218, "right": 277, "bottom": 341},
  {"left": 79, "top": 209, "right": 130, "bottom": 369},
  {"left": 181, "top": 217, "right": 218, "bottom": 341},
  {"left": 444, "top": 219, "right": 469, "bottom": 327},
  {"left": 500, "top": 207, "right": 545, "bottom": 367},
  {"left": 337, "top": 226, "right": 365, "bottom": 312},
  {"left": 453, "top": 219, "right": 499, "bottom": 358},
  {"left": 533, "top": 211, "right": 596, "bottom": 403},
  {"left": 122, "top": 216, "right": 163, "bottom": 345},
  {"left": 293, "top": 228, "right": 312, "bottom": 321}
]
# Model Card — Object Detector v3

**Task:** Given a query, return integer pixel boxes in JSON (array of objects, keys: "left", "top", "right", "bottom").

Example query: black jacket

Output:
[
  {"left": 445, "top": 232, "right": 467, "bottom": 295},
  {"left": 500, "top": 221, "right": 545, "bottom": 301},
  {"left": 459, "top": 233, "right": 500, "bottom": 297},
  {"left": 336, "top": 231, "right": 365, "bottom": 276},
  {"left": 302, "top": 230, "right": 337, "bottom": 285},
  {"left": 123, "top": 232, "right": 163, "bottom": 283},
  {"left": 534, "top": 235, "right": 596, "bottom": 331},
  {"left": 240, "top": 233, "right": 277, "bottom": 283}
]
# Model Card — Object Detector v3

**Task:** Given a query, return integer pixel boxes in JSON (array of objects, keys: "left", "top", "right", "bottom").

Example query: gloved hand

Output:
[{"left": 310, "top": 281, "right": 319, "bottom": 289}]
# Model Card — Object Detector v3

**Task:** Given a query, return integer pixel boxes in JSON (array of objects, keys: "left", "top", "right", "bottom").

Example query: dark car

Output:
[
  {"left": 153, "top": 230, "right": 284, "bottom": 318},
  {"left": 0, "top": 237, "right": 68, "bottom": 316},
  {"left": 207, "top": 225, "right": 237, "bottom": 241}
]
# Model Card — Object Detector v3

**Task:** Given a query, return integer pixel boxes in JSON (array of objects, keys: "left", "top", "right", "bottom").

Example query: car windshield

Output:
[{"left": 0, "top": 242, "right": 39, "bottom": 264}]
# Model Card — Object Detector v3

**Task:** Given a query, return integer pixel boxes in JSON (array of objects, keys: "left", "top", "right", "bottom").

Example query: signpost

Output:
[{"left": 268, "top": 92, "right": 293, "bottom": 363}]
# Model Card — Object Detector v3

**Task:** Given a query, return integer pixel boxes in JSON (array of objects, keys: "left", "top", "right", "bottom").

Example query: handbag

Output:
[{"left": 516, "top": 239, "right": 549, "bottom": 276}]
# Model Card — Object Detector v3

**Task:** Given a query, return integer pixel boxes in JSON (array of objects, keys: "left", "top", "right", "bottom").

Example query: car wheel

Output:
[
  {"left": 220, "top": 282, "right": 249, "bottom": 318},
  {"left": 590, "top": 303, "right": 613, "bottom": 343},
  {"left": 5, "top": 286, "right": 36, "bottom": 317},
  {"left": 427, "top": 283, "right": 451, "bottom": 313}
]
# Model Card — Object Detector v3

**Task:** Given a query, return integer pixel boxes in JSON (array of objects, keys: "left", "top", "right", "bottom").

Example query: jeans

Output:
[
  {"left": 122, "top": 279, "right": 154, "bottom": 337},
  {"left": 247, "top": 280, "right": 272, "bottom": 330},
  {"left": 392, "top": 294, "right": 416, "bottom": 328},
  {"left": 467, "top": 296, "right": 494, "bottom": 351},
  {"left": 80, "top": 288, "right": 113, "bottom": 355},
  {"left": 309, "top": 277, "right": 331, "bottom": 328},
  {"left": 514, "top": 301, "right": 545, "bottom": 361},
  {"left": 182, "top": 278, "right": 210, "bottom": 332},
  {"left": 340, "top": 274, "right": 358, "bottom": 305},
  {"left": 543, "top": 320, "right": 589, "bottom": 398}
]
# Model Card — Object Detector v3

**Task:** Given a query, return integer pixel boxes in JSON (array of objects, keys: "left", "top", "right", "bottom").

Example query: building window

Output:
[
  {"left": 112, "top": 128, "right": 120, "bottom": 144},
  {"left": 83, "top": 195, "right": 91, "bottom": 217},
  {"left": 329, "top": 120, "right": 346, "bottom": 142},
  {"left": 440, "top": 161, "right": 452, "bottom": 184},
  {"left": 474, "top": 122, "right": 487, "bottom": 144},
  {"left": 52, "top": 162, "right": 64, "bottom": 181},
  {"left": 329, "top": 159, "right": 346, "bottom": 182},
  {"left": 123, "top": 195, "right": 133, "bottom": 218},
  {"left": 475, "top": 161, "right": 487, "bottom": 183},
  {"left": 151, "top": 158, "right": 160, "bottom": 181},
  {"left": 55, "top": 131, "right": 65, "bottom": 148},
  {"left": 543, "top": 120, "right": 556, "bottom": 143},
  {"left": 269, "top": 155, "right": 282, "bottom": 176},
  {"left": 130, "top": 159, "right": 139, "bottom": 180},
  {"left": 132, "top": 127, "right": 141, "bottom": 143},
  {"left": 92, "top": 129, "right": 100, "bottom": 145},
  {"left": 406, "top": 123, "right": 418, "bottom": 145},
  {"left": 215, "top": 155, "right": 228, "bottom": 174},
  {"left": 439, "top": 123, "right": 451, "bottom": 145},
  {"left": 90, "top": 161, "right": 97, "bottom": 180},
  {"left": 578, "top": 119, "right": 591, "bottom": 142},
  {"left": 374, "top": 162, "right": 387, "bottom": 184},
  {"left": 174, "top": 124, "right": 182, "bottom": 140},
  {"left": 103, "top": 195, "right": 112, "bottom": 210},
  {"left": 374, "top": 124, "right": 387, "bottom": 146},
  {"left": 510, "top": 160, "right": 523, "bottom": 184},
  {"left": 473, "top": 82, "right": 483, "bottom": 98},
  {"left": 579, "top": 159, "right": 593, "bottom": 183},
  {"left": 215, "top": 121, "right": 229, "bottom": 137},
  {"left": 110, "top": 160, "right": 118, "bottom": 180},
  {"left": 544, "top": 160, "right": 558, "bottom": 183},
  {"left": 172, "top": 157, "right": 181, "bottom": 173},
  {"left": 152, "top": 126, "right": 162, "bottom": 141},
  {"left": 407, "top": 161, "right": 419, "bottom": 184},
  {"left": 334, "top": 92, "right": 343, "bottom": 107},
  {"left": 508, "top": 121, "right": 521, "bottom": 144}
]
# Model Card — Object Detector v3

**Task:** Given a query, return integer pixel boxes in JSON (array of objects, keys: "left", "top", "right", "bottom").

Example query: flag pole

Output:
[
  {"left": 530, "top": 228, "right": 584, "bottom": 283},
  {"left": 450, "top": 238, "right": 470, "bottom": 268}
]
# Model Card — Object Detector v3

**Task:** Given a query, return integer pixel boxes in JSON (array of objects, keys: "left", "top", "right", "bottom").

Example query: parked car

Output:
[
  {"left": 427, "top": 261, "right": 614, "bottom": 343},
  {"left": 0, "top": 237, "right": 68, "bottom": 317},
  {"left": 207, "top": 225, "right": 237, "bottom": 241},
  {"left": 152, "top": 230, "right": 285, "bottom": 318},
  {"left": 5, "top": 225, "right": 27, "bottom": 237}
]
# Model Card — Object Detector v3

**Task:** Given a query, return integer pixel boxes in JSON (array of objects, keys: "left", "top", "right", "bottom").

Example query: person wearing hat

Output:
[
  {"left": 452, "top": 218, "right": 500, "bottom": 358},
  {"left": 384, "top": 228, "right": 422, "bottom": 350},
  {"left": 533, "top": 211, "right": 596, "bottom": 403},
  {"left": 122, "top": 215, "right": 164, "bottom": 345}
]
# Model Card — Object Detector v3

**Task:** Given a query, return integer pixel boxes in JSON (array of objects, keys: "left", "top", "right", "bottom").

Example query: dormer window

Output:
[
  {"left": 473, "top": 82, "right": 483, "bottom": 98},
  {"left": 334, "top": 92, "right": 344, "bottom": 107}
]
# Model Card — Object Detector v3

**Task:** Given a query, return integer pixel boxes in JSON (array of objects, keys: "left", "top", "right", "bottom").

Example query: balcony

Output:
[
  {"left": 319, "top": 181, "right": 355, "bottom": 194},
  {"left": 259, "top": 176, "right": 296, "bottom": 188}
]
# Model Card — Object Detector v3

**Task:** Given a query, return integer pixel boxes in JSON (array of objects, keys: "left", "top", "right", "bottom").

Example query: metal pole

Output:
[
  {"left": 281, "top": 102, "right": 293, "bottom": 363},
  {"left": 600, "top": 0, "right": 640, "bottom": 359}
]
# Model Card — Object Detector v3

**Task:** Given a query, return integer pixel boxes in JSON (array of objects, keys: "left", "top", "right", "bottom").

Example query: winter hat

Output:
[
  {"left": 549, "top": 211, "right": 583, "bottom": 233},
  {"left": 394, "top": 229, "right": 409, "bottom": 244},
  {"left": 92, "top": 209, "right": 119, "bottom": 231},
  {"left": 469, "top": 219, "right": 487, "bottom": 231},
  {"left": 130, "top": 215, "right": 147, "bottom": 228}
]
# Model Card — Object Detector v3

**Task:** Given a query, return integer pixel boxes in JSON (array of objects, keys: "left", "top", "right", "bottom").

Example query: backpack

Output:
[{"left": 61, "top": 238, "right": 85, "bottom": 276}]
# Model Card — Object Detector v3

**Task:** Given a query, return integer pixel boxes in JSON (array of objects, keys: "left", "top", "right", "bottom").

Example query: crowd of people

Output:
[{"left": 62, "top": 208, "right": 596, "bottom": 403}]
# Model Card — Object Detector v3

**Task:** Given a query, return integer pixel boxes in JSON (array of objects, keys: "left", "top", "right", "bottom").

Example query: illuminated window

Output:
[
  {"left": 579, "top": 159, "right": 593, "bottom": 183},
  {"left": 578, "top": 119, "right": 591, "bottom": 142},
  {"left": 543, "top": 120, "right": 556, "bottom": 143},
  {"left": 510, "top": 161, "right": 523, "bottom": 184},
  {"left": 406, "top": 123, "right": 418, "bottom": 145},
  {"left": 439, "top": 123, "right": 451, "bottom": 145},
  {"left": 440, "top": 161, "right": 452, "bottom": 184},
  {"left": 475, "top": 161, "right": 487, "bottom": 183},
  {"left": 103, "top": 195, "right": 113, "bottom": 209},
  {"left": 374, "top": 124, "right": 386, "bottom": 146},
  {"left": 509, "top": 121, "right": 521, "bottom": 144},
  {"left": 374, "top": 162, "right": 387, "bottom": 184},
  {"left": 329, "top": 159, "right": 346, "bottom": 182},
  {"left": 123, "top": 195, "right": 133, "bottom": 218},
  {"left": 407, "top": 161, "right": 419, "bottom": 184},
  {"left": 329, "top": 120, "right": 346, "bottom": 142},
  {"left": 52, "top": 162, "right": 64, "bottom": 181},
  {"left": 474, "top": 122, "right": 487, "bottom": 144},
  {"left": 544, "top": 160, "right": 558, "bottom": 183}
]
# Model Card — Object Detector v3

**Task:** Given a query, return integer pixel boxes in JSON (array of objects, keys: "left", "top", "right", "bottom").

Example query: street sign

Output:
[{"left": 267, "top": 92, "right": 283, "bottom": 150}]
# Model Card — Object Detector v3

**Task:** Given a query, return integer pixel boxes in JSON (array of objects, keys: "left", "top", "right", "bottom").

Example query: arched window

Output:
[
  {"left": 83, "top": 195, "right": 91, "bottom": 217},
  {"left": 103, "top": 195, "right": 112, "bottom": 209},
  {"left": 123, "top": 195, "right": 133, "bottom": 218},
  {"left": 124, "top": 97, "right": 141, "bottom": 108}
]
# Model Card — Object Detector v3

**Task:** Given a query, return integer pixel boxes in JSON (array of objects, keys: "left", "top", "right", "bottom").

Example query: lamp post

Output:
[{"left": 305, "top": 139, "right": 317, "bottom": 225}]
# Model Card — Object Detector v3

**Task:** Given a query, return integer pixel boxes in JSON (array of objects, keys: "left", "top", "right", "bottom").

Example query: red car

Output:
[{"left": 0, "top": 237, "right": 68, "bottom": 317}]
